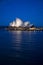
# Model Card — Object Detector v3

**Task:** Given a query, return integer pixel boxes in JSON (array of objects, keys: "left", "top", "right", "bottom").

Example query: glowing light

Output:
[
  {"left": 9, "top": 21, "right": 16, "bottom": 27},
  {"left": 16, "top": 18, "right": 23, "bottom": 27},
  {"left": 24, "top": 21, "right": 30, "bottom": 27}
]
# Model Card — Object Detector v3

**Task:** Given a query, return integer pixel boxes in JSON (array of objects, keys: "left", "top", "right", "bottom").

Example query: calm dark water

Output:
[{"left": 0, "top": 30, "right": 43, "bottom": 65}]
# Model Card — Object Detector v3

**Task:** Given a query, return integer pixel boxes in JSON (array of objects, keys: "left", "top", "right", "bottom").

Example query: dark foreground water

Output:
[{"left": 0, "top": 30, "right": 43, "bottom": 65}]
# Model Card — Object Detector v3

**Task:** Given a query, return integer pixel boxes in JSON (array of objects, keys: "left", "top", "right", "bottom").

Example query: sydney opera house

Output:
[
  {"left": 0, "top": 18, "right": 43, "bottom": 31},
  {"left": 7, "top": 18, "right": 36, "bottom": 31},
  {"left": 9, "top": 18, "right": 34, "bottom": 28},
  {"left": 5, "top": 18, "right": 43, "bottom": 31}
]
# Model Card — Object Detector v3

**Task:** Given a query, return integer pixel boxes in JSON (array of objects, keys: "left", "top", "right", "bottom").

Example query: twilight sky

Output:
[{"left": 0, "top": 0, "right": 43, "bottom": 26}]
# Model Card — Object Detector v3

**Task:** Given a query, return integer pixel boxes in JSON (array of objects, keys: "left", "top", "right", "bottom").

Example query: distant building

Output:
[{"left": 9, "top": 18, "right": 35, "bottom": 28}]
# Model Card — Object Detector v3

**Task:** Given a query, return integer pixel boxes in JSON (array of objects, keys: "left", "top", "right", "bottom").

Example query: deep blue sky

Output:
[{"left": 0, "top": 0, "right": 43, "bottom": 26}]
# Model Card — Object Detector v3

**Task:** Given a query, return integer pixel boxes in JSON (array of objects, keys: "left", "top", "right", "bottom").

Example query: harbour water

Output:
[{"left": 0, "top": 30, "right": 43, "bottom": 65}]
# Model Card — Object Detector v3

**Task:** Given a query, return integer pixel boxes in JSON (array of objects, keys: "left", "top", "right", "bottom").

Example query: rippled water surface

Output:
[{"left": 0, "top": 30, "right": 43, "bottom": 65}]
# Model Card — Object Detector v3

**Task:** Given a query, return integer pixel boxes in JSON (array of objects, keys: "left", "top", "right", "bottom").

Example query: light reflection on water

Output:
[
  {"left": 10, "top": 31, "right": 39, "bottom": 56},
  {"left": 10, "top": 31, "right": 41, "bottom": 52},
  {"left": 9, "top": 31, "right": 43, "bottom": 59},
  {"left": 11, "top": 31, "right": 22, "bottom": 49},
  {"left": 9, "top": 31, "right": 22, "bottom": 58},
  {"left": 11, "top": 31, "right": 35, "bottom": 50},
  {"left": 0, "top": 30, "right": 43, "bottom": 65}
]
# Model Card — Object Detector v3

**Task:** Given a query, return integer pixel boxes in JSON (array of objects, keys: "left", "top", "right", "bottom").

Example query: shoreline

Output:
[
  {"left": 0, "top": 26, "right": 43, "bottom": 31},
  {"left": 5, "top": 26, "right": 43, "bottom": 31}
]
